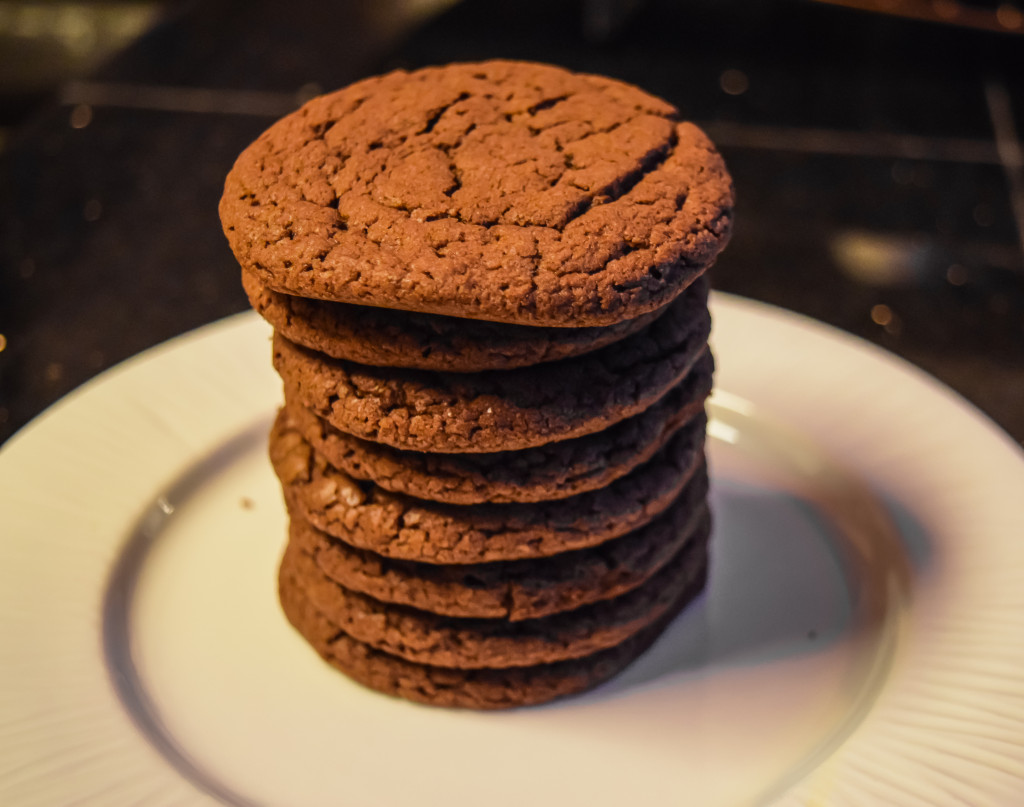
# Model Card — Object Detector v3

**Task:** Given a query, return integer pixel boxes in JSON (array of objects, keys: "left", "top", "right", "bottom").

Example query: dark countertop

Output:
[{"left": 2, "top": 0, "right": 1023, "bottom": 447}]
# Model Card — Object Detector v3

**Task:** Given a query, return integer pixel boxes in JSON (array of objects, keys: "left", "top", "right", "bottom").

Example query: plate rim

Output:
[{"left": 1, "top": 293, "right": 1023, "bottom": 806}]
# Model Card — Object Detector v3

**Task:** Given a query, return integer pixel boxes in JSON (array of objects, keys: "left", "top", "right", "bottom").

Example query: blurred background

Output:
[{"left": 0, "top": 0, "right": 1022, "bottom": 446}]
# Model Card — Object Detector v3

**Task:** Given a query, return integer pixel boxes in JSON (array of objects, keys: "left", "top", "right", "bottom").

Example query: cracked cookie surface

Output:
[
  {"left": 273, "top": 276, "right": 710, "bottom": 454},
  {"left": 285, "top": 350, "right": 711, "bottom": 504},
  {"left": 269, "top": 407, "right": 707, "bottom": 564},
  {"left": 243, "top": 268, "right": 662, "bottom": 372},
  {"left": 280, "top": 530, "right": 708, "bottom": 669},
  {"left": 279, "top": 558, "right": 706, "bottom": 709},
  {"left": 220, "top": 60, "right": 733, "bottom": 326},
  {"left": 289, "top": 478, "right": 709, "bottom": 621}
]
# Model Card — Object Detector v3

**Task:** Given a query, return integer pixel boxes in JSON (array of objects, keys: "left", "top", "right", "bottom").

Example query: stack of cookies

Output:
[{"left": 219, "top": 61, "right": 733, "bottom": 709}]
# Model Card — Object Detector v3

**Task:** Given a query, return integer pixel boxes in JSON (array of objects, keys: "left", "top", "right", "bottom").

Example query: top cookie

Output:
[{"left": 220, "top": 60, "right": 733, "bottom": 326}]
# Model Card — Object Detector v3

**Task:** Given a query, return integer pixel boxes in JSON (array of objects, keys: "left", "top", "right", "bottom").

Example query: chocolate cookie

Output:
[
  {"left": 279, "top": 562, "right": 705, "bottom": 709},
  {"left": 284, "top": 351, "right": 711, "bottom": 505},
  {"left": 273, "top": 278, "right": 710, "bottom": 454},
  {"left": 243, "top": 268, "right": 663, "bottom": 372},
  {"left": 270, "top": 407, "right": 707, "bottom": 564},
  {"left": 289, "top": 471, "right": 709, "bottom": 620},
  {"left": 221, "top": 60, "right": 733, "bottom": 327},
  {"left": 281, "top": 529, "right": 708, "bottom": 669}
]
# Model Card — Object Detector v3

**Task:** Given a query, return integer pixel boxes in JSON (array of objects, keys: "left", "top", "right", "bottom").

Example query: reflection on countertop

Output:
[{"left": 1, "top": 0, "right": 1022, "bottom": 446}]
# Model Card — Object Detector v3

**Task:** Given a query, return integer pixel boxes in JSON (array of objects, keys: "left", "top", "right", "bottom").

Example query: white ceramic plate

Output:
[{"left": 2, "top": 294, "right": 1023, "bottom": 807}]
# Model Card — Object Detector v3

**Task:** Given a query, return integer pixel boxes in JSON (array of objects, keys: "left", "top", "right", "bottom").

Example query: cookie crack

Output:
[
  {"left": 310, "top": 96, "right": 366, "bottom": 143},
  {"left": 525, "top": 93, "right": 571, "bottom": 116},
  {"left": 500, "top": 583, "right": 516, "bottom": 619},
  {"left": 493, "top": 123, "right": 680, "bottom": 237},
  {"left": 419, "top": 92, "right": 470, "bottom": 135},
  {"left": 575, "top": 126, "right": 680, "bottom": 225},
  {"left": 325, "top": 629, "right": 348, "bottom": 648},
  {"left": 443, "top": 164, "right": 462, "bottom": 199}
]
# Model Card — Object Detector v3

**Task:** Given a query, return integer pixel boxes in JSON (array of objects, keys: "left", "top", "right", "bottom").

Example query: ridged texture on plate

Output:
[
  {"left": 710, "top": 299, "right": 1024, "bottom": 807},
  {"left": 0, "top": 316, "right": 271, "bottom": 807},
  {"left": 3, "top": 300, "right": 1024, "bottom": 805}
]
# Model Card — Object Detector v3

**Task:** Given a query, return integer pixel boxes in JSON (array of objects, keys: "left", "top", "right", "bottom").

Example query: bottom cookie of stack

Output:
[{"left": 278, "top": 531, "right": 710, "bottom": 710}]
